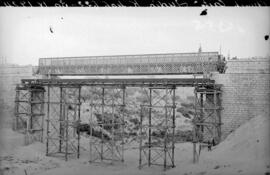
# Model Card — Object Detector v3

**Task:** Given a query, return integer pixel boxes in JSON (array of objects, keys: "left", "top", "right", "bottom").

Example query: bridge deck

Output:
[{"left": 21, "top": 78, "right": 216, "bottom": 87}]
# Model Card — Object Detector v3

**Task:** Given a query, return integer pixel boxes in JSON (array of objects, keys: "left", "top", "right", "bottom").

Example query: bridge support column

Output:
[
  {"left": 14, "top": 85, "right": 45, "bottom": 145},
  {"left": 89, "top": 86, "right": 126, "bottom": 164},
  {"left": 46, "top": 86, "right": 81, "bottom": 161},
  {"left": 192, "top": 85, "right": 222, "bottom": 163},
  {"left": 139, "top": 86, "right": 176, "bottom": 171}
]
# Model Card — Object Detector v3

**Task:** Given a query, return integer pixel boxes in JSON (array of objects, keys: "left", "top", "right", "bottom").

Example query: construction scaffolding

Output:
[
  {"left": 14, "top": 85, "right": 45, "bottom": 145},
  {"left": 88, "top": 86, "right": 126, "bottom": 164},
  {"left": 46, "top": 86, "right": 81, "bottom": 161},
  {"left": 139, "top": 86, "right": 176, "bottom": 170},
  {"left": 192, "top": 85, "right": 222, "bottom": 163},
  {"left": 15, "top": 76, "right": 222, "bottom": 171}
]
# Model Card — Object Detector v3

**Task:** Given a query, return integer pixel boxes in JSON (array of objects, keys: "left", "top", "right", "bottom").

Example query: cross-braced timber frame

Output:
[
  {"left": 46, "top": 85, "right": 81, "bottom": 161},
  {"left": 192, "top": 84, "right": 222, "bottom": 163},
  {"left": 139, "top": 86, "right": 176, "bottom": 170},
  {"left": 14, "top": 85, "right": 45, "bottom": 145},
  {"left": 87, "top": 86, "right": 125, "bottom": 164},
  {"left": 15, "top": 77, "right": 221, "bottom": 169}
]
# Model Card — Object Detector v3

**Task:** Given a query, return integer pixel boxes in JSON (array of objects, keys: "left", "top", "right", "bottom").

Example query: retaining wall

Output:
[
  {"left": 212, "top": 58, "right": 270, "bottom": 140},
  {"left": 0, "top": 64, "right": 35, "bottom": 127}
]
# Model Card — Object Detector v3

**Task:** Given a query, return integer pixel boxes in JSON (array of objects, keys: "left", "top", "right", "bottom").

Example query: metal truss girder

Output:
[{"left": 37, "top": 52, "right": 222, "bottom": 75}]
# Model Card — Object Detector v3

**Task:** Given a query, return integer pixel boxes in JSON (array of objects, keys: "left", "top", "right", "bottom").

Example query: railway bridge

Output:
[{"left": 14, "top": 51, "right": 226, "bottom": 170}]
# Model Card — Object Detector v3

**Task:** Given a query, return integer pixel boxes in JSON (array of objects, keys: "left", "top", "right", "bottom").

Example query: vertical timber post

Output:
[
  {"left": 59, "top": 87, "right": 63, "bottom": 153},
  {"left": 24, "top": 88, "right": 28, "bottom": 145},
  {"left": 121, "top": 86, "right": 125, "bottom": 162},
  {"left": 77, "top": 86, "right": 81, "bottom": 159},
  {"left": 164, "top": 87, "right": 168, "bottom": 171},
  {"left": 217, "top": 91, "right": 222, "bottom": 143},
  {"left": 14, "top": 86, "right": 20, "bottom": 131},
  {"left": 111, "top": 89, "right": 115, "bottom": 164},
  {"left": 101, "top": 87, "right": 105, "bottom": 161},
  {"left": 41, "top": 89, "right": 45, "bottom": 143},
  {"left": 26, "top": 87, "right": 33, "bottom": 145},
  {"left": 200, "top": 93, "right": 204, "bottom": 136},
  {"left": 213, "top": 88, "right": 218, "bottom": 143},
  {"left": 89, "top": 93, "right": 93, "bottom": 163},
  {"left": 46, "top": 86, "right": 50, "bottom": 156},
  {"left": 30, "top": 89, "right": 33, "bottom": 134},
  {"left": 172, "top": 86, "right": 176, "bottom": 168},
  {"left": 139, "top": 105, "right": 143, "bottom": 169},
  {"left": 193, "top": 87, "right": 198, "bottom": 163},
  {"left": 65, "top": 103, "right": 68, "bottom": 161},
  {"left": 148, "top": 88, "right": 152, "bottom": 167}
]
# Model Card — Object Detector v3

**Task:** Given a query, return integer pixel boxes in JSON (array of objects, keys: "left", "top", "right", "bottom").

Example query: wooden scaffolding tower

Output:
[
  {"left": 88, "top": 86, "right": 126, "bottom": 164},
  {"left": 192, "top": 84, "right": 222, "bottom": 163},
  {"left": 46, "top": 85, "right": 81, "bottom": 161},
  {"left": 14, "top": 85, "right": 45, "bottom": 145},
  {"left": 139, "top": 86, "right": 176, "bottom": 170},
  {"left": 14, "top": 77, "right": 222, "bottom": 170}
]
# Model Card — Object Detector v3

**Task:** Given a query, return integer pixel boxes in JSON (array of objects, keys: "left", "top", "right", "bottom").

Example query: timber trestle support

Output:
[
  {"left": 45, "top": 85, "right": 81, "bottom": 161},
  {"left": 14, "top": 77, "right": 222, "bottom": 170},
  {"left": 138, "top": 86, "right": 176, "bottom": 170},
  {"left": 192, "top": 84, "right": 222, "bottom": 163},
  {"left": 14, "top": 85, "right": 45, "bottom": 145},
  {"left": 88, "top": 86, "right": 126, "bottom": 164}
]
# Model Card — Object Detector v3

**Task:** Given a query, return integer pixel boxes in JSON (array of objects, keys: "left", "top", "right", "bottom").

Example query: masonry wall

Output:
[
  {"left": 212, "top": 58, "right": 270, "bottom": 140},
  {"left": 0, "top": 64, "right": 35, "bottom": 127}
]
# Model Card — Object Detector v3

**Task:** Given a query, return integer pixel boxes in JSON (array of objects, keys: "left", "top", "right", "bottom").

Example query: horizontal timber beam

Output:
[{"left": 21, "top": 78, "right": 216, "bottom": 87}]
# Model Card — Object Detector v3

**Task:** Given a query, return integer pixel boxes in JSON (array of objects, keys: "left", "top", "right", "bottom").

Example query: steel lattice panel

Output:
[{"left": 37, "top": 52, "right": 222, "bottom": 76}]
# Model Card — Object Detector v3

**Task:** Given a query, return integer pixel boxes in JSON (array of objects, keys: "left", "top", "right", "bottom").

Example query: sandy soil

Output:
[{"left": 1, "top": 115, "right": 269, "bottom": 175}]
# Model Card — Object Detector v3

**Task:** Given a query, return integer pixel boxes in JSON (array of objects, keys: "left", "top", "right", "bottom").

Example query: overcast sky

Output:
[{"left": 0, "top": 7, "right": 269, "bottom": 65}]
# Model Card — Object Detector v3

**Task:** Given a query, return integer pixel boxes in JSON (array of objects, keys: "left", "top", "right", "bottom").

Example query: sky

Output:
[{"left": 0, "top": 7, "right": 269, "bottom": 66}]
